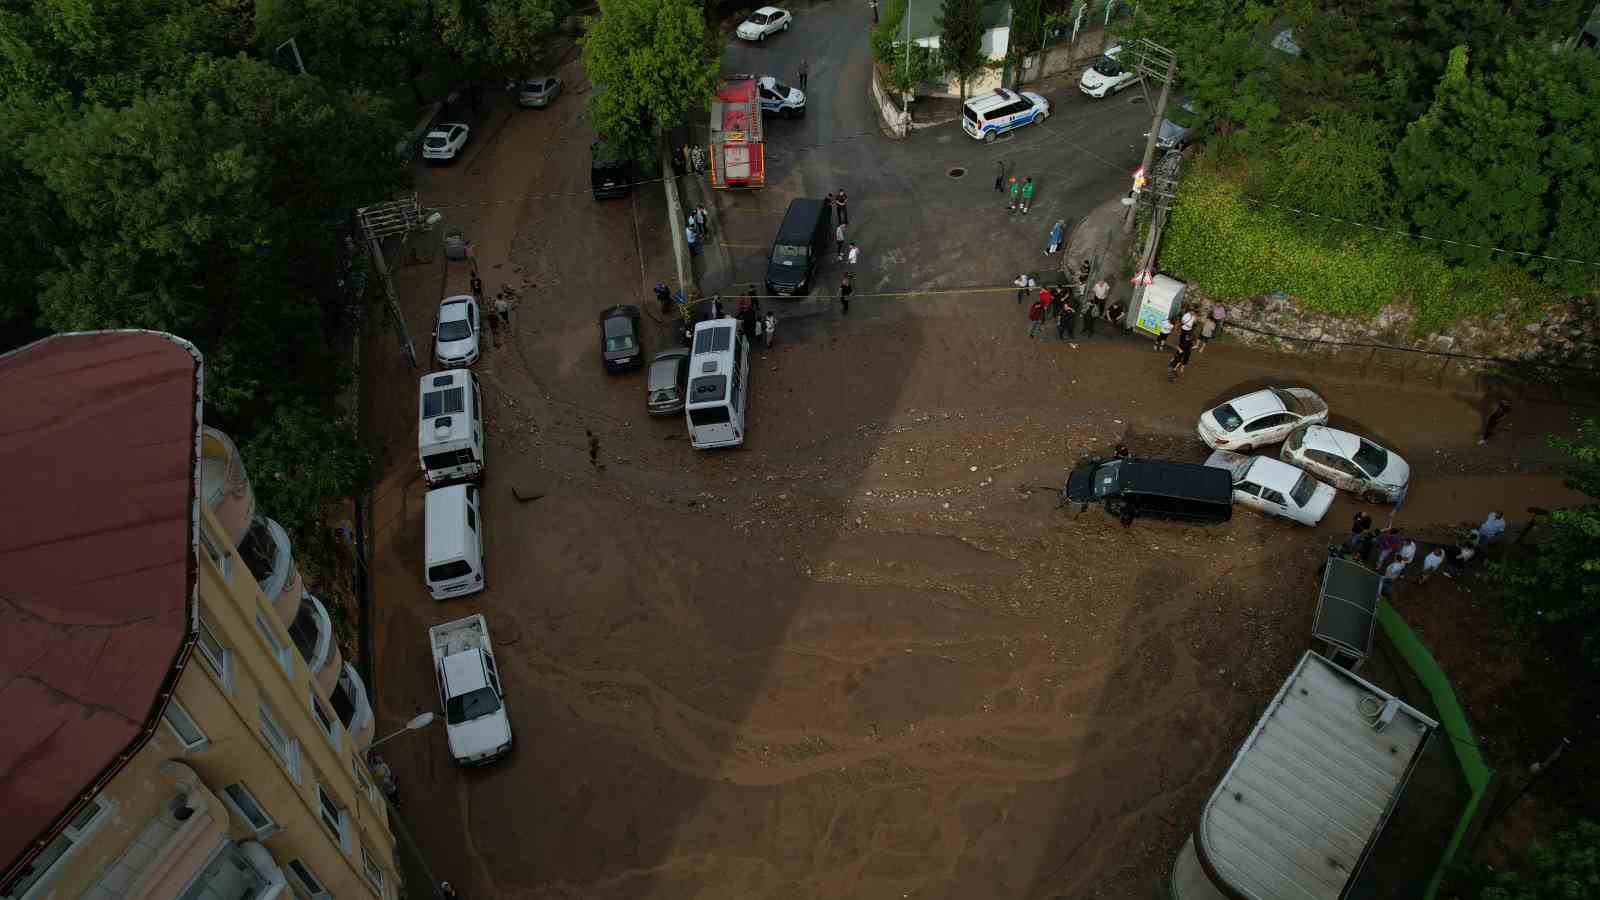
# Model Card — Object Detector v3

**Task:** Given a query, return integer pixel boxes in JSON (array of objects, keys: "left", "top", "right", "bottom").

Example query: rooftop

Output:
[
  {"left": 1197, "top": 651, "right": 1437, "bottom": 899},
  {"left": 906, "top": 0, "right": 1010, "bottom": 40},
  {"left": 0, "top": 331, "right": 201, "bottom": 878}
]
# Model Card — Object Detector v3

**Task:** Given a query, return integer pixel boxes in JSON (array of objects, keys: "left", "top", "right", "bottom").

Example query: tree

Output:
[
  {"left": 1006, "top": 0, "right": 1043, "bottom": 89},
  {"left": 937, "top": 0, "right": 986, "bottom": 104},
  {"left": 1461, "top": 820, "right": 1600, "bottom": 899},
  {"left": 254, "top": 0, "right": 437, "bottom": 99},
  {"left": 1249, "top": 112, "right": 1397, "bottom": 225},
  {"left": 580, "top": 0, "right": 718, "bottom": 161},
  {"left": 1492, "top": 419, "right": 1600, "bottom": 669}
]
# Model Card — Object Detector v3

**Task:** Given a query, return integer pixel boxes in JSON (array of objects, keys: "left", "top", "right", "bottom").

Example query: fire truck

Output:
[{"left": 709, "top": 75, "right": 765, "bottom": 190}]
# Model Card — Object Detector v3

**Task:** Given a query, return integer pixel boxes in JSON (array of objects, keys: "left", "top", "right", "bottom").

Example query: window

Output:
[
  {"left": 1234, "top": 482, "right": 1261, "bottom": 497},
  {"left": 257, "top": 610, "right": 293, "bottom": 675},
  {"left": 466, "top": 505, "right": 476, "bottom": 531},
  {"left": 423, "top": 387, "right": 465, "bottom": 418},
  {"left": 1260, "top": 488, "right": 1287, "bottom": 506},
  {"left": 196, "top": 618, "right": 232, "bottom": 691},
  {"left": 259, "top": 705, "right": 301, "bottom": 781},
  {"left": 1246, "top": 413, "right": 1291, "bottom": 432},
  {"left": 1, "top": 797, "right": 111, "bottom": 898},
  {"left": 288, "top": 597, "right": 324, "bottom": 667},
  {"left": 285, "top": 860, "right": 331, "bottom": 900},
  {"left": 162, "top": 699, "right": 208, "bottom": 751},
  {"left": 199, "top": 526, "right": 232, "bottom": 581},
  {"left": 316, "top": 785, "right": 349, "bottom": 850},
  {"left": 222, "top": 783, "right": 280, "bottom": 838},
  {"left": 310, "top": 690, "right": 340, "bottom": 748},
  {"left": 361, "top": 847, "right": 387, "bottom": 892},
  {"left": 352, "top": 757, "right": 380, "bottom": 807}
]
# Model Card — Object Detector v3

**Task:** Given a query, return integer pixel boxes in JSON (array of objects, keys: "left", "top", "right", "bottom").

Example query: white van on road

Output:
[
  {"left": 419, "top": 370, "right": 485, "bottom": 486},
  {"left": 424, "top": 484, "right": 485, "bottom": 600},
  {"left": 686, "top": 319, "right": 750, "bottom": 449}
]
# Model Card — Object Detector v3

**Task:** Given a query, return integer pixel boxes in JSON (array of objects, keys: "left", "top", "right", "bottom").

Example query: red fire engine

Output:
[{"left": 709, "top": 75, "right": 765, "bottom": 189}]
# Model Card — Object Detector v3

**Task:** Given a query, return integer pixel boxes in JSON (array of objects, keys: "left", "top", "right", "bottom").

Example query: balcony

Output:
[
  {"left": 81, "top": 762, "right": 289, "bottom": 900},
  {"left": 286, "top": 592, "right": 334, "bottom": 676},
  {"left": 198, "top": 428, "right": 256, "bottom": 547},
  {"left": 330, "top": 663, "right": 376, "bottom": 751},
  {"left": 238, "top": 516, "right": 304, "bottom": 622}
]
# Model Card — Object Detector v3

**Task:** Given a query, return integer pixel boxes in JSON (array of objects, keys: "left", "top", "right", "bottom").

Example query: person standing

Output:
[
  {"left": 798, "top": 58, "right": 809, "bottom": 91},
  {"left": 824, "top": 192, "right": 836, "bottom": 224},
  {"left": 1198, "top": 313, "right": 1217, "bottom": 352},
  {"left": 1418, "top": 547, "right": 1446, "bottom": 583},
  {"left": 1154, "top": 317, "right": 1174, "bottom": 351},
  {"left": 1166, "top": 343, "right": 1191, "bottom": 381},
  {"left": 835, "top": 222, "right": 848, "bottom": 260},
  {"left": 1082, "top": 295, "right": 1100, "bottom": 338},
  {"left": 1013, "top": 272, "right": 1035, "bottom": 304},
  {"left": 439, "top": 881, "right": 462, "bottom": 900},
  {"left": 835, "top": 190, "right": 850, "bottom": 225},
  {"left": 1479, "top": 510, "right": 1506, "bottom": 546},
  {"left": 1046, "top": 219, "right": 1065, "bottom": 255},
  {"left": 685, "top": 220, "right": 700, "bottom": 256},
  {"left": 764, "top": 311, "right": 777, "bottom": 348},
  {"left": 1352, "top": 510, "right": 1374, "bottom": 536},
  {"left": 1058, "top": 296, "right": 1077, "bottom": 341},
  {"left": 994, "top": 160, "right": 1007, "bottom": 192},
  {"left": 694, "top": 205, "right": 710, "bottom": 236},
  {"left": 1376, "top": 528, "right": 1403, "bottom": 567},
  {"left": 1180, "top": 307, "right": 1196, "bottom": 338},
  {"left": 1027, "top": 297, "right": 1045, "bottom": 338},
  {"left": 1397, "top": 537, "right": 1417, "bottom": 569},
  {"left": 470, "top": 271, "right": 484, "bottom": 301},
  {"left": 1381, "top": 556, "right": 1408, "bottom": 598},
  {"left": 1479, "top": 399, "right": 1512, "bottom": 445},
  {"left": 1007, "top": 176, "right": 1020, "bottom": 211},
  {"left": 1079, "top": 258, "right": 1091, "bottom": 283},
  {"left": 1209, "top": 302, "right": 1227, "bottom": 340},
  {"left": 839, "top": 273, "right": 854, "bottom": 314},
  {"left": 869, "top": 0, "right": 879, "bottom": 22},
  {"left": 586, "top": 430, "right": 601, "bottom": 468},
  {"left": 1019, "top": 177, "right": 1036, "bottom": 214},
  {"left": 847, "top": 242, "right": 860, "bottom": 266},
  {"left": 1038, "top": 284, "right": 1054, "bottom": 319}
]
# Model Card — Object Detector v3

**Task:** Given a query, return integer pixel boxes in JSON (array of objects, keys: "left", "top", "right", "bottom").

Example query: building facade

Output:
[{"left": 0, "top": 331, "right": 392, "bottom": 900}]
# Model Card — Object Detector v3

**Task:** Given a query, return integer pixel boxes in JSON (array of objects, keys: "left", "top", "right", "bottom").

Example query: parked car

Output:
[
  {"left": 960, "top": 88, "right": 1050, "bottom": 142},
  {"left": 599, "top": 305, "right": 644, "bottom": 372},
  {"left": 1149, "top": 97, "right": 1201, "bottom": 150},
  {"left": 429, "top": 615, "right": 512, "bottom": 766},
  {"left": 646, "top": 349, "right": 691, "bottom": 415},
  {"left": 1062, "top": 456, "right": 1233, "bottom": 526},
  {"left": 1079, "top": 45, "right": 1140, "bottom": 98},
  {"left": 1197, "top": 387, "right": 1329, "bottom": 451},
  {"left": 433, "top": 295, "right": 481, "bottom": 367},
  {"left": 1205, "top": 450, "right": 1336, "bottom": 526},
  {"left": 421, "top": 123, "right": 471, "bottom": 161},
  {"left": 516, "top": 75, "right": 562, "bottom": 108},
  {"left": 1281, "top": 425, "right": 1411, "bottom": 503},
  {"left": 736, "top": 6, "right": 792, "bottom": 41},
  {"left": 757, "top": 75, "right": 806, "bottom": 117}
]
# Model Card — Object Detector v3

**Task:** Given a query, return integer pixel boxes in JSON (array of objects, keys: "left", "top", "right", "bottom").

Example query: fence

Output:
[{"left": 1375, "top": 600, "right": 1495, "bottom": 900}]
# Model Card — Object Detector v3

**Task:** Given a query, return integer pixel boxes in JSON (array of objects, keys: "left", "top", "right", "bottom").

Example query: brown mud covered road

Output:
[{"left": 359, "top": 78, "right": 1591, "bottom": 900}]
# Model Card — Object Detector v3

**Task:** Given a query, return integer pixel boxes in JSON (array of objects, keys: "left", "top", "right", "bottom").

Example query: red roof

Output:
[{"left": 0, "top": 331, "right": 201, "bottom": 878}]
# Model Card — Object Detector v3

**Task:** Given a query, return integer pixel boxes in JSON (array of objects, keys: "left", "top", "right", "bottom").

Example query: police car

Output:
[{"left": 960, "top": 88, "right": 1051, "bottom": 142}]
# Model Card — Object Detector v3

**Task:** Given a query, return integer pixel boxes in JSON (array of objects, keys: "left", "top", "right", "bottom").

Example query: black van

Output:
[
  {"left": 765, "top": 198, "right": 831, "bottom": 297},
  {"left": 591, "top": 139, "right": 632, "bottom": 199},
  {"left": 1063, "top": 457, "right": 1233, "bottom": 525}
]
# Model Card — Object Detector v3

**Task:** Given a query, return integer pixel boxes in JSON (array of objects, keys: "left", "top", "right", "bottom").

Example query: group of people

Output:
[
  {"left": 1332, "top": 509, "right": 1507, "bottom": 596},
  {"left": 993, "top": 162, "right": 1037, "bottom": 213},
  {"left": 1020, "top": 260, "right": 1122, "bottom": 344},
  {"left": 822, "top": 189, "right": 859, "bottom": 313},
  {"left": 699, "top": 291, "right": 778, "bottom": 349},
  {"left": 1152, "top": 304, "right": 1228, "bottom": 382},
  {"left": 684, "top": 204, "right": 712, "bottom": 256}
]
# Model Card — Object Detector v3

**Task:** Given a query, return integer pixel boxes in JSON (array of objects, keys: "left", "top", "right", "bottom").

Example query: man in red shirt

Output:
[{"left": 1027, "top": 298, "right": 1045, "bottom": 338}]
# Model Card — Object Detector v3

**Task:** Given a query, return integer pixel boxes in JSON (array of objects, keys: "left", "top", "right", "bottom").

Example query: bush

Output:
[
  {"left": 1161, "top": 165, "right": 1562, "bottom": 332},
  {"left": 870, "top": 0, "right": 910, "bottom": 64}
]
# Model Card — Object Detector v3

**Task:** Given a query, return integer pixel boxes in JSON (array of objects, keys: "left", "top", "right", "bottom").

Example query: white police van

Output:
[{"left": 960, "top": 88, "right": 1051, "bottom": 142}]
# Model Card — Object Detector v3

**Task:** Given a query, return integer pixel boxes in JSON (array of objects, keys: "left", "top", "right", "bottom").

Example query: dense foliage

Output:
[
  {"left": 1458, "top": 820, "right": 1600, "bottom": 899},
  {"left": 0, "top": 0, "right": 565, "bottom": 536},
  {"left": 580, "top": 0, "right": 719, "bottom": 161},
  {"left": 1493, "top": 420, "right": 1600, "bottom": 670},
  {"left": 1123, "top": 0, "right": 1599, "bottom": 316}
]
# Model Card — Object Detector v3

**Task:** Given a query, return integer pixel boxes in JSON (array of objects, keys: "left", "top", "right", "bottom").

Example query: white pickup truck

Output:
[{"left": 428, "top": 615, "right": 513, "bottom": 766}]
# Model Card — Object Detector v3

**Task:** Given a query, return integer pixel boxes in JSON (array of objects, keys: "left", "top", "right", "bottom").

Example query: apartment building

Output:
[{"left": 0, "top": 331, "right": 395, "bottom": 900}]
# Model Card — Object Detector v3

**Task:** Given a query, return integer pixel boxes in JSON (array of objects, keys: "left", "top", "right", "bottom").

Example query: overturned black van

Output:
[
  {"left": 1064, "top": 457, "right": 1233, "bottom": 525},
  {"left": 764, "top": 198, "right": 831, "bottom": 297}
]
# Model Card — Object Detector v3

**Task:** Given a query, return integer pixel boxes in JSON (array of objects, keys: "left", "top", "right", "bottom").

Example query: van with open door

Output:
[{"left": 425, "top": 484, "right": 485, "bottom": 599}]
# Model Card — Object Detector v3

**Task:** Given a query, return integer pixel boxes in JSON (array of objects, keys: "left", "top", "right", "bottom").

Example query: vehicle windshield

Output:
[
  {"left": 772, "top": 243, "right": 808, "bottom": 265},
  {"left": 446, "top": 686, "right": 501, "bottom": 724},
  {"left": 748, "top": 12, "right": 768, "bottom": 23},
  {"left": 1211, "top": 403, "right": 1244, "bottom": 432},
  {"left": 1290, "top": 473, "right": 1318, "bottom": 507},
  {"left": 1353, "top": 440, "right": 1389, "bottom": 476},
  {"left": 428, "top": 560, "right": 472, "bottom": 581},
  {"left": 424, "top": 136, "right": 447, "bottom": 148},
  {"left": 1091, "top": 460, "right": 1123, "bottom": 498},
  {"left": 769, "top": 80, "right": 792, "bottom": 95},
  {"left": 1270, "top": 388, "right": 1302, "bottom": 413},
  {"left": 689, "top": 405, "right": 731, "bottom": 426},
  {"left": 1092, "top": 56, "right": 1121, "bottom": 77},
  {"left": 605, "top": 334, "right": 636, "bottom": 352},
  {"left": 437, "top": 319, "right": 473, "bottom": 341},
  {"left": 526, "top": 80, "right": 546, "bottom": 93},
  {"left": 648, "top": 359, "right": 679, "bottom": 386}
]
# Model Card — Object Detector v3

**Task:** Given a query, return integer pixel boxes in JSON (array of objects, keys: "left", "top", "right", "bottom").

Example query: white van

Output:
[
  {"left": 419, "top": 370, "right": 485, "bottom": 487},
  {"left": 425, "top": 484, "right": 484, "bottom": 600},
  {"left": 960, "top": 87, "right": 1051, "bottom": 142}
]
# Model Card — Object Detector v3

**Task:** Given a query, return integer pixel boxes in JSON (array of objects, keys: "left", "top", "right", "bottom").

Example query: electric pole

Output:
[
  {"left": 356, "top": 195, "right": 439, "bottom": 370},
  {"left": 1122, "top": 41, "right": 1177, "bottom": 234}
]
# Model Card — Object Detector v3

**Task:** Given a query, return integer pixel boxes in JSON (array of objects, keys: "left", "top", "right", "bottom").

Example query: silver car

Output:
[
  {"left": 517, "top": 75, "right": 562, "bottom": 108},
  {"left": 646, "top": 349, "right": 690, "bottom": 416}
]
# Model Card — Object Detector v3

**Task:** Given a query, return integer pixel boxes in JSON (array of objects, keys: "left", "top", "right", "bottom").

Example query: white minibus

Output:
[{"left": 685, "top": 319, "right": 750, "bottom": 449}]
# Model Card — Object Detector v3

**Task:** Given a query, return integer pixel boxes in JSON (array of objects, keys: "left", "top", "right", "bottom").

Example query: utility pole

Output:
[
  {"left": 1122, "top": 40, "right": 1177, "bottom": 234},
  {"left": 357, "top": 195, "right": 439, "bottom": 370}
]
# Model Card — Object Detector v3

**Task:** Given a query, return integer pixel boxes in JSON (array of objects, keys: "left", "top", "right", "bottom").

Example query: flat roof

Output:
[
  {"left": 0, "top": 331, "right": 201, "bottom": 879},
  {"left": 1196, "top": 651, "right": 1437, "bottom": 900},
  {"left": 425, "top": 484, "right": 470, "bottom": 563}
]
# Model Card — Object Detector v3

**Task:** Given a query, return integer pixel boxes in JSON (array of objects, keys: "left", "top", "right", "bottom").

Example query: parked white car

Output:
[
  {"left": 736, "top": 6, "right": 791, "bottom": 40},
  {"left": 433, "top": 295, "right": 481, "bottom": 367},
  {"left": 421, "top": 123, "right": 471, "bottom": 161},
  {"left": 1198, "top": 387, "right": 1329, "bottom": 451},
  {"left": 1281, "top": 425, "right": 1411, "bottom": 503},
  {"left": 1205, "top": 450, "right": 1336, "bottom": 526},
  {"left": 1079, "top": 45, "right": 1140, "bottom": 98}
]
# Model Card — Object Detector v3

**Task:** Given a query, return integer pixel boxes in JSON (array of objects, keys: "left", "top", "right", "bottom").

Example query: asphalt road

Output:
[{"left": 711, "top": 0, "right": 1152, "bottom": 297}]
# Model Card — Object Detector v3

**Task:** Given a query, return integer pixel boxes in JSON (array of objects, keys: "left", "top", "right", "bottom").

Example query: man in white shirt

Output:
[
  {"left": 847, "top": 242, "right": 860, "bottom": 266},
  {"left": 1398, "top": 539, "right": 1417, "bottom": 567},
  {"left": 1479, "top": 511, "right": 1506, "bottom": 546},
  {"left": 1381, "top": 557, "right": 1408, "bottom": 597},
  {"left": 1419, "top": 547, "right": 1446, "bottom": 583}
]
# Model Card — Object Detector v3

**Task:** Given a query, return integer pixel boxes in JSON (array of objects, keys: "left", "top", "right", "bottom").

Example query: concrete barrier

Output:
[{"left": 870, "top": 67, "right": 911, "bottom": 139}]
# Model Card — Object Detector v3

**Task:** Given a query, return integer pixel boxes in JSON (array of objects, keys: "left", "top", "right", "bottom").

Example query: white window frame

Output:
[
  {"left": 1, "top": 796, "right": 114, "bottom": 900},
  {"left": 220, "top": 782, "right": 281, "bottom": 839},
  {"left": 285, "top": 859, "right": 332, "bottom": 900},
  {"left": 315, "top": 784, "right": 349, "bottom": 852},
  {"left": 256, "top": 609, "right": 293, "bottom": 676},
  {"left": 161, "top": 699, "right": 208, "bottom": 752},
  {"left": 309, "top": 689, "right": 340, "bottom": 749},
  {"left": 199, "top": 523, "right": 233, "bottom": 582},
  {"left": 258, "top": 705, "right": 301, "bottom": 782},
  {"left": 361, "top": 846, "right": 387, "bottom": 893},
  {"left": 195, "top": 618, "right": 233, "bottom": 692},
  {"left": 352, "top": 756, "right": 380, "bottom": 808}
]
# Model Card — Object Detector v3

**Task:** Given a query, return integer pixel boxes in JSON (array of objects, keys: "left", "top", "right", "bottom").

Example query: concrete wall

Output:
[
  {"left": 921, "top": 28, "right": 1111, "bottom": 97},
  {"left": 870, "top": 66, "right": 912, "bottom": 139}
]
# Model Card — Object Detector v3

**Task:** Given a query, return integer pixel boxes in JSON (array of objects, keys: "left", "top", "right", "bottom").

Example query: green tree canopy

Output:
[
  {"left": 937, "top": 0, "right": 986, "bottom": 103},
  {"left": 580, "top": 0, "right": 718, "bottom": 160},
  {"left": 1250, "top": 112, "right": 1397, "bottom": 225},
  {"left": 1467, "top": 820, "right": 1600, "bottom": 899}
]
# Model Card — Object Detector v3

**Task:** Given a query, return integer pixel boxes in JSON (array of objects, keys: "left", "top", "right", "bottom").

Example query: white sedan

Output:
[
  {"left": 736, "top": 6, "right": 792, "bottom": 41},
  {"left": 433, "top": 295, "right": 481, "bottom": 367},
  {"left": 1197, "top": 387, "right": 1329, "bottom": 451},
  {"left": 1205, "top": 450, "right": 1336, "bottom": 526},
  {"left": 1281, "top": 425, "right": 1411, "bottom": 503},
  {"left": 421, "top": 123, "right": 471, "bottom": 162}
]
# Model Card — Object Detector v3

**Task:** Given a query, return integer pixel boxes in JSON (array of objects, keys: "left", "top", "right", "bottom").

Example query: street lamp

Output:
[{"left": 370, "top": 711, "right": 436, "bottom": 749}]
